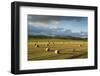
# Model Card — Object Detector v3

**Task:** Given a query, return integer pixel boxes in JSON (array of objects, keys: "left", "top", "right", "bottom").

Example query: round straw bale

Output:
[
  {"left": 55, "top": 50, "right": 60, "bottom": 54},
  {"left": 35, "top": 45, "right": 39, "bottom": 47},
  {"left": 79, "top": 44, "right": 82, "bottom": 47},
  {"left": 47, "top": 44, "right": 49, "bottom": 46},
  {"left": 73, "top": 49, "right": 76, "bottom": 52},
  {"left": 45, "top": 48, "right": 50, "bottom": 51}
]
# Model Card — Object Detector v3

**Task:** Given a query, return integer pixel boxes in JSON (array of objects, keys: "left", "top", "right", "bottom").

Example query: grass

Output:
[{"left": 28, "top": 38, "right": 88, "bottom": 61}]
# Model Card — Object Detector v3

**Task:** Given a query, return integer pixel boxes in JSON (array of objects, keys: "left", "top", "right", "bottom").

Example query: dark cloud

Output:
[
  {"left": 28, "top": 15, "right": 86, "bottom": 24},
  {"left": 28, "top": 25, "right": 64, "bottom": 36},
  {"left": 28, "top": 15, "right": 87, "bottom": 38},
  {"left": 28, "top": 24, "right": 87, "bottom": 38}
]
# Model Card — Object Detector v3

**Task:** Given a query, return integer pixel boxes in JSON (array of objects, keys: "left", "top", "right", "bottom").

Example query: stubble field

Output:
[{"left": 28, "top": 39, "right": 88, "bottom": 61}]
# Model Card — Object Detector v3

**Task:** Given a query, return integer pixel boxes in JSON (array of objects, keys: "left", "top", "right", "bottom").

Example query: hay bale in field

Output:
[
  {"left": 79, "top": 44, "right": 82, "bottom": 47},
  {"left": 34, "top": 43, "right": 36, "bottom": 46},
  {"left": 55, "top": 50, "right": 60, "bottom": 54},
  {"left": 72, "top": 49, "right": 76, "bottom": 52},
  {"left": 48, "top": 42, "right": 50, "bottom": 44},
  {"left": 53, "top": 42, "right": 54, "bottom": 44},
  {"left": 47, "top": 44, "right": 49, "bottom": 46},
  {"left": 35, "top": 45, "right": 39, "bottom": 47},
  {"left": 45, "top": 48, "right": 50, "bottom": 51}
]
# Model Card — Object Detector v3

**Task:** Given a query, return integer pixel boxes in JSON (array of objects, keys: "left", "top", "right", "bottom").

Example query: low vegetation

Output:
[{"left": 28, "top": 37, "right": 88, "bottom": 61}]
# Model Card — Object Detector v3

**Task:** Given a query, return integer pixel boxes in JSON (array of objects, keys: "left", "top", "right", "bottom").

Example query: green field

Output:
[{"left": 28, "top": 38, "right": 88, "bottom": 61}]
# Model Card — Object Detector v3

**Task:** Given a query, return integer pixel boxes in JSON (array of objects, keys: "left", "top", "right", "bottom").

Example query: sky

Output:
[{"left": 28, "top": 15, "right": 88, "bottom": 38}]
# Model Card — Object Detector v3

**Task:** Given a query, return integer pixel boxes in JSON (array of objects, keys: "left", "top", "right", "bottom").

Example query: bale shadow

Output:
[{"left": 65, "top": 52, "right": 88, "bottom": 59}]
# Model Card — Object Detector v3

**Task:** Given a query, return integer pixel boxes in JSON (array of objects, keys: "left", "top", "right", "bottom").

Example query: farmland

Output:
[{"left": 28, "top": 38, "right": 88, "bottom": 61}]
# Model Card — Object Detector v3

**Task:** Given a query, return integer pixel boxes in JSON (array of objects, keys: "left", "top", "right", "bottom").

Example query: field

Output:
[{"left": 28, "top": 38, "right": 88, "bottom": 61}]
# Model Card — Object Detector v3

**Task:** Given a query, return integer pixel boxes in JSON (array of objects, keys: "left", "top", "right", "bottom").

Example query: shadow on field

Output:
[
  {"left": 66, "top": 52, "right": 88, "bottom": 59},
  {"left": 28, "top": 51, "right": 87, "bottom": 61}
]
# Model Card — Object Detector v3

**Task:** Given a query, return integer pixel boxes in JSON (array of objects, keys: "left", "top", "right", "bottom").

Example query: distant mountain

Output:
[
  {"left": 29, "top": 31, "right": 87, "bottom": 39},
  {"left": 28, "top": 25, "right": 87, "bottom": 39},
  {"left": 28, "top": 34, "right": 87, "bottom": 40}
]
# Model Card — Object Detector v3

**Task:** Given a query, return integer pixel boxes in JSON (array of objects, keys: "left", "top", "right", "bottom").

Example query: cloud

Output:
[
  {"left": 28, "top": 15, "right": 88, "bottom": 38},
  {"left": 28, "top": 15, "right": 86, "bottom": 27},
  {"left": 28, "top": 15, "right": 84, "bottom": 22},
  {"left": 28, "top": 24, "right": 64, "bottom": 35},
  {"left": 28, "top": 25, "right": 87, "bottom": 38}
]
